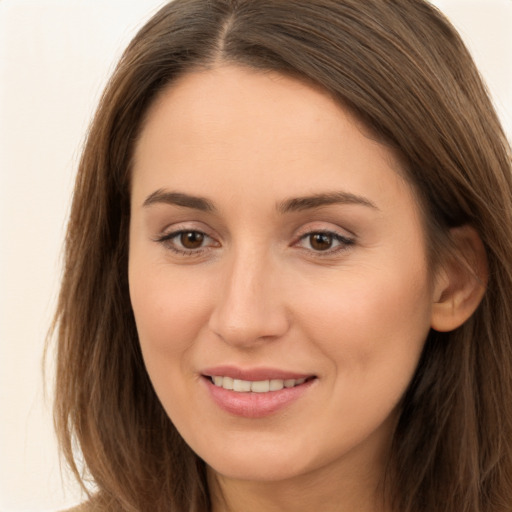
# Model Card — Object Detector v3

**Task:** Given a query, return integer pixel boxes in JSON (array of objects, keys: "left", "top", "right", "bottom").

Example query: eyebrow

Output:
[
  {"left": 277, "top": 191, "right": 378, "bottom": 213},
  {"left": 142, "top": 189, "right": 378, "bottom": 213},
  {"left": 143, "top": 189, "right": 215, "bottom": 211}
]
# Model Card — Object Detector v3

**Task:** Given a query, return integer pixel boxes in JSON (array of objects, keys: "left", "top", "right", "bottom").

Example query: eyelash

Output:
[
  {"left": 154, "top": 229, "right": 355, "bottom": 257},
  {"left": 295, "top": 230, "right": 355, "bottom": 255},
  {"left": 155, "top": 230, "right": 216, "bottom": 257}
]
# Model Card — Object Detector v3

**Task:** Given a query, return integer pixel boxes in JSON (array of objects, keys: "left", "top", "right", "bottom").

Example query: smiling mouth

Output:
[{"left": 207, "top": 375, "right": 316, "bottom": 393}]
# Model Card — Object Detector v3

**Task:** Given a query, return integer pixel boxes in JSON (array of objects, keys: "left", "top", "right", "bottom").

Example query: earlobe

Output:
[{"left": 430, "top": 225, "right": 488, "bottom": 332}]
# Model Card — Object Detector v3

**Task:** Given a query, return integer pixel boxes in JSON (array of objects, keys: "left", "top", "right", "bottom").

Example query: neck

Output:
[{"left": 208, "top": 458, "right": 391, "bottom": 512}]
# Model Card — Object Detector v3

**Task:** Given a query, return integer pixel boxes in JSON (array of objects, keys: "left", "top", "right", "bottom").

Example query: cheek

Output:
[
  {"left": 128, "top": 262, "right": 216, "bottom": 425},
  {"left": 128, "top": 260, "right": 212, "bottom": 362},
  {"left": 294, "top": 261, "right": 433, "bottom": 385},
  {"left": 290, "top": 265, "right": 433, "bottom": 448}
]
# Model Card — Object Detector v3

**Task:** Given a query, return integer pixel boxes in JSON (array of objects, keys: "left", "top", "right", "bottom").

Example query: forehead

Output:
[
  {"left": 134, "top": 66, "right": 359, "bottom": 165},
  {"left": 131, "top": 64, "right": 415, "bottom": 217}
]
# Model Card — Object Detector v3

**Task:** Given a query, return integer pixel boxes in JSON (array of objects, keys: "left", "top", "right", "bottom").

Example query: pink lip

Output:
[
  {"left": 201, "top": 365, "right": 313, "bottom": 381},
  {"left": 200, "top": 366, "right": 316, "bottom": 419}
]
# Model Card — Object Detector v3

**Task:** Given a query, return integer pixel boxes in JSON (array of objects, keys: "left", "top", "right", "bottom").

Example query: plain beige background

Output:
[{"left": 0, "top": 0, "right": 511, "bottom": 510}]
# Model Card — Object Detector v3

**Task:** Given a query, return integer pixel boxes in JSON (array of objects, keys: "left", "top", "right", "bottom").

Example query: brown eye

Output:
[
  {"left": 180, "top": 231, "right": 205, "bottom": 249},
  {"left": 309, "top": 233, "right": 334, "bottom": 251}
]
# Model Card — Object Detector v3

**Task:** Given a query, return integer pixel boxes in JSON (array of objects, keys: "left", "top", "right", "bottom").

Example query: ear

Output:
[{"left": 431, "top": 225, "right": 488, "bottom": 332}]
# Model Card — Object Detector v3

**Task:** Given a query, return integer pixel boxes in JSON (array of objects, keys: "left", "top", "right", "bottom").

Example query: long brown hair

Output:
[{"left": 51, "top": 1, "right": 512, "bottom": 510}]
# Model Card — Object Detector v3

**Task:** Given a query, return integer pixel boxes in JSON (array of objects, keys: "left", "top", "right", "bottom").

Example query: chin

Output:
[
  {"left": 194, "top": 436, "right": 324, "bottom": 484},
  {"left": 207, "top": 457, "right": 308, "bottom": 483}
]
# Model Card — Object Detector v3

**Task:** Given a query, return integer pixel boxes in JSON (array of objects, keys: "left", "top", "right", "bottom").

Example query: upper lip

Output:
[{"left": 201, "top": 365, "right": 315, "bottom": 381}]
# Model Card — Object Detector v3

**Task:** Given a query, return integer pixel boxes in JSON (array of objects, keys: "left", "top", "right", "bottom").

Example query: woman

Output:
[{"left": 54, "top": 1, "right": 512, "bottom": 511}]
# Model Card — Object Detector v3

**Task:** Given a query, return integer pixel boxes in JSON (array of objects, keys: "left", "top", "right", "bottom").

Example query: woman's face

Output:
[{"left": 129, "top": 65, "right": 437, "bottom": 486}]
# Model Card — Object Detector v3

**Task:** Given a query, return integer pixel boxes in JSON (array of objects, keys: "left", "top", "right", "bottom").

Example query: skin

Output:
[{"left": 129, "top": 65, "right": 448, "bottom": 512}]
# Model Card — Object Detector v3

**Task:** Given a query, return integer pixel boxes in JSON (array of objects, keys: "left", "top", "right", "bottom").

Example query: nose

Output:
[{"left": 208, "top": 249, "right": 290, "bottom": 348}]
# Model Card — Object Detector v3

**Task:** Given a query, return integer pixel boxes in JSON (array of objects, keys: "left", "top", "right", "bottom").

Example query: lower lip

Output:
[{"left": 203, "top": 377, "right": 315, "bottom": 418}]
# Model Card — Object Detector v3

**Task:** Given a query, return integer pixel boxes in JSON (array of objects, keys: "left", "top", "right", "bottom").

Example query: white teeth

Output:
[
  {"left": 251, "top": 380, "right": 270, "bottom": 393},
  {"left": 270, "top": 379, "right": 284, "bottom": 391},
  {"left": 223, "top": 376, "right": 234, "bottom": 390},
  {"left": 211, "top": 376, "right": 309, "bottom": 393},
  {"left": 233, "top": 379, "right": 251, "bottom": 392}
]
